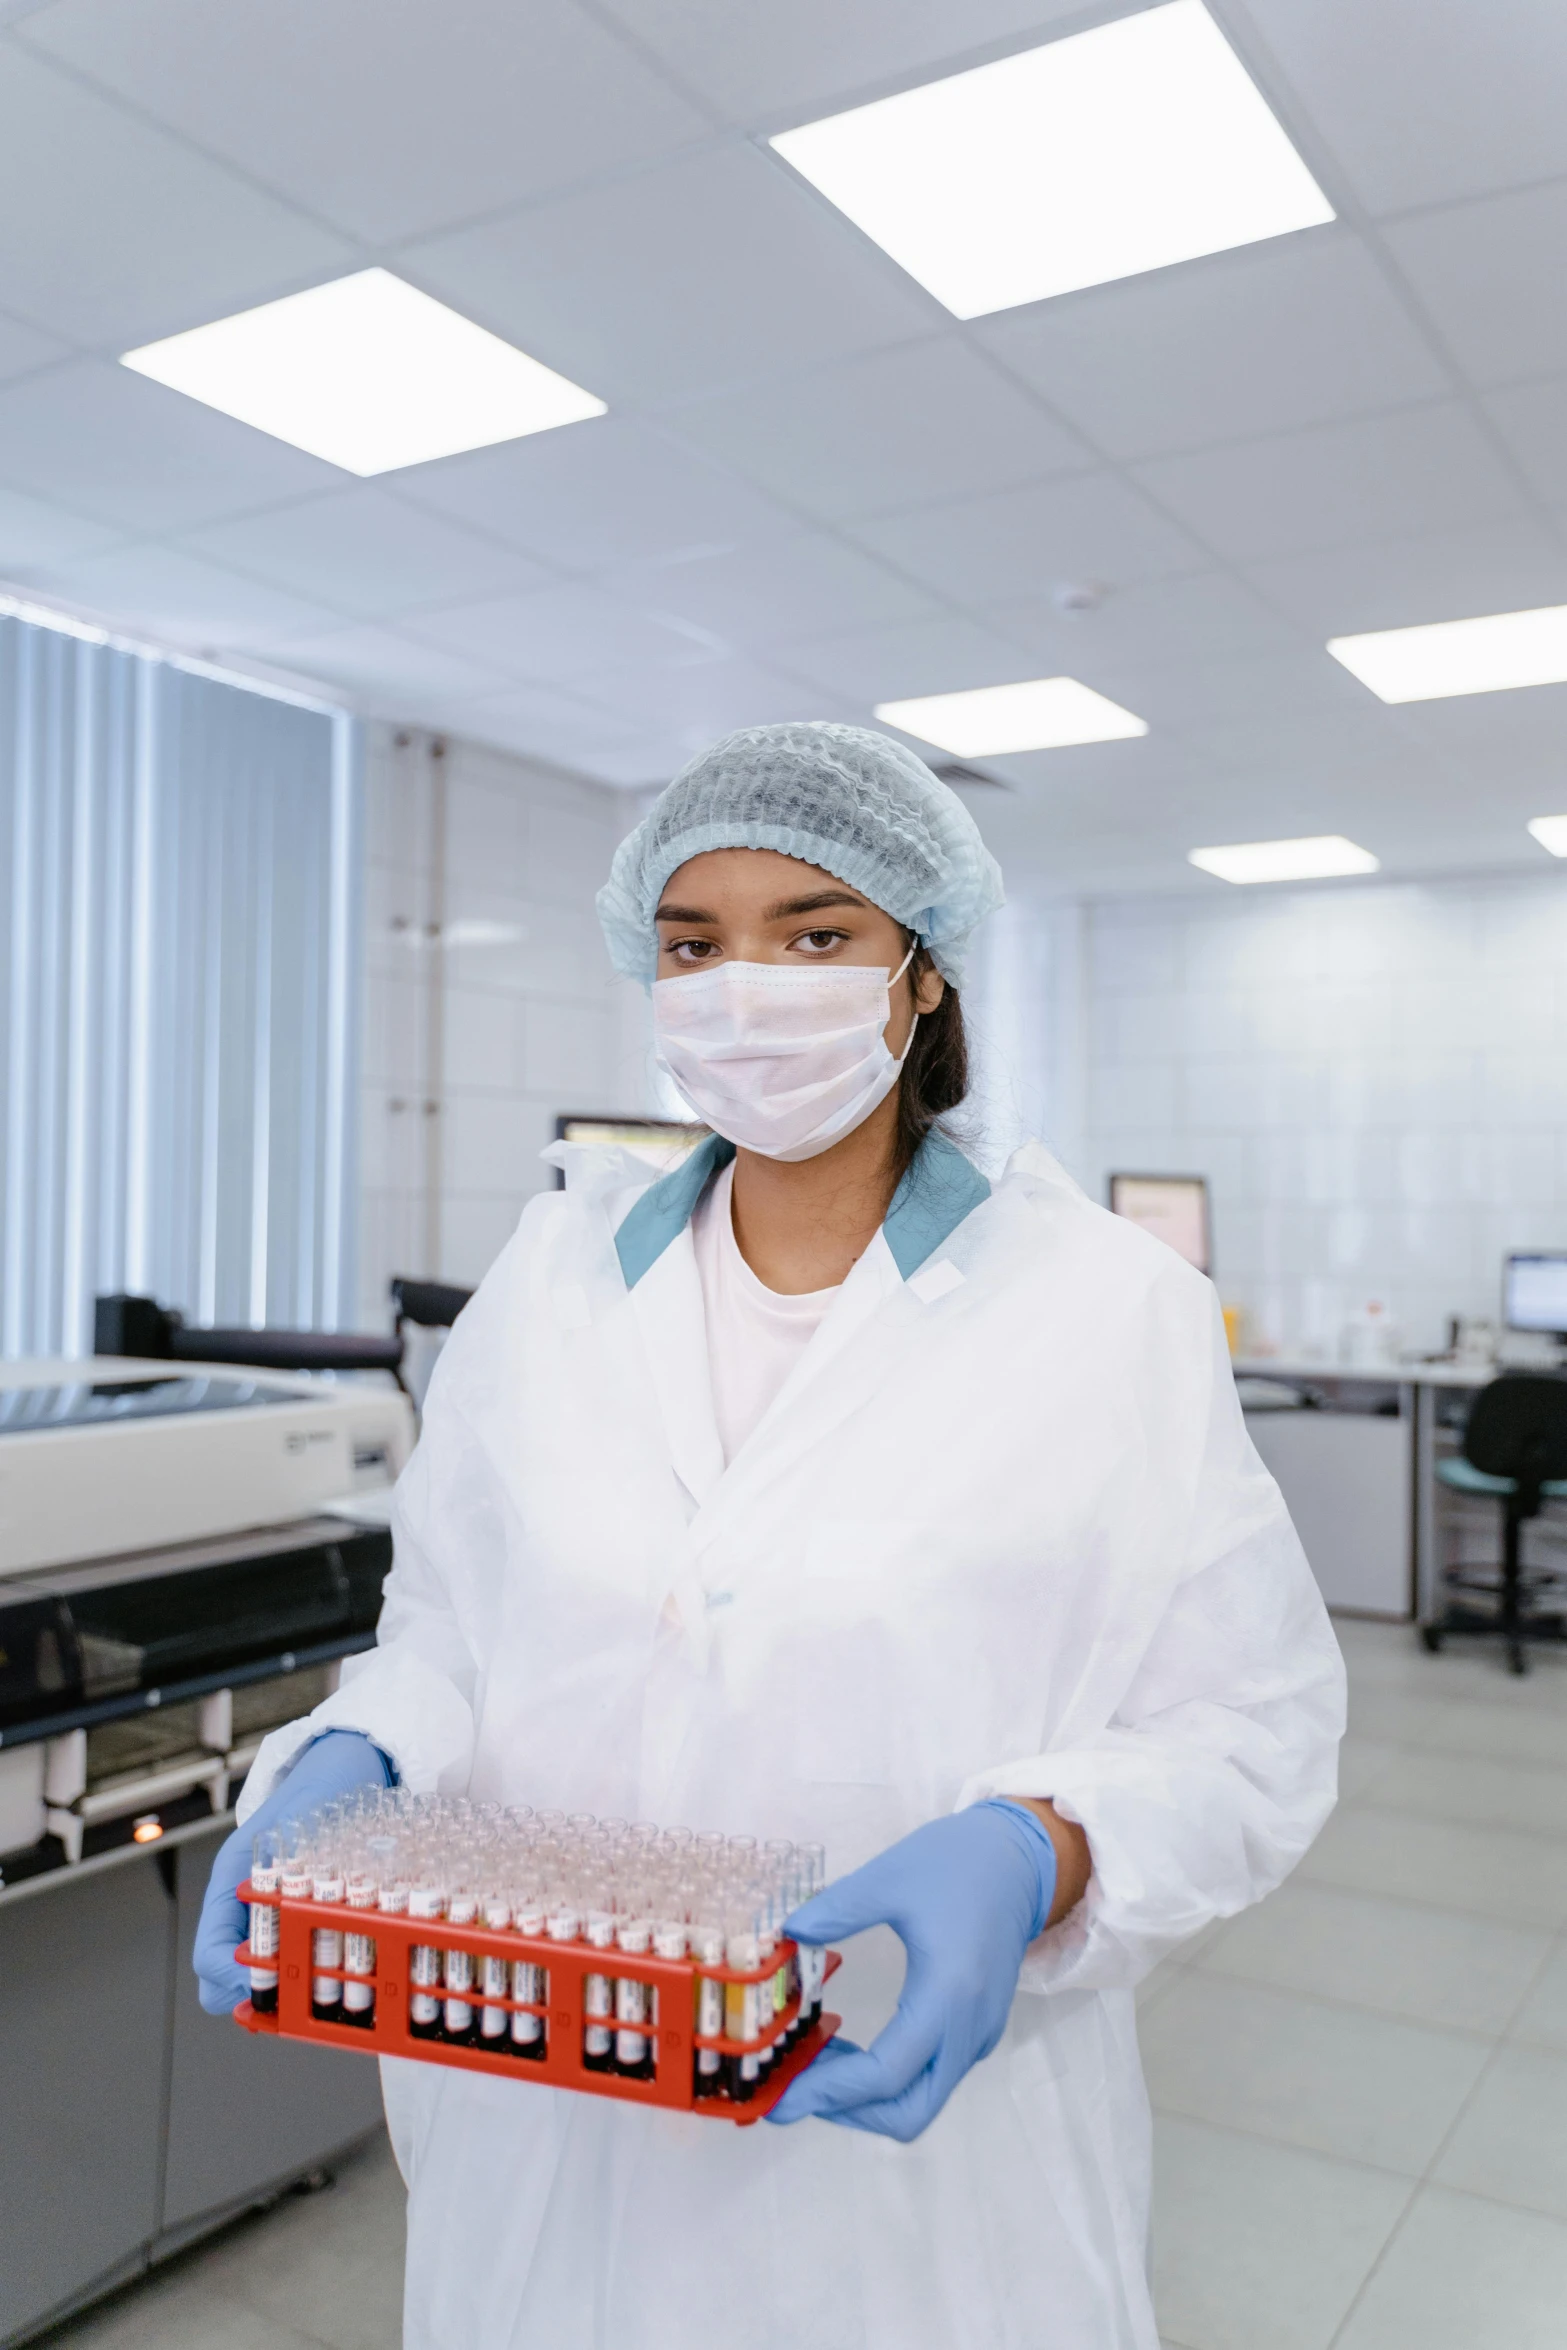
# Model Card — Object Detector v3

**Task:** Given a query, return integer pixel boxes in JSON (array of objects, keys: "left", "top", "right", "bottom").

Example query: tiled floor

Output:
[
  {"left": 1148, "top": 1617, "right": 1567, "bottom": 2350},
  {"left": 43, "top": 1619, "right": 1567, "bottom": 2350}
]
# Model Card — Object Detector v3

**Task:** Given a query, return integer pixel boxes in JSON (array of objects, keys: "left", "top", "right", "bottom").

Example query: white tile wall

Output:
[
  {"left": 357, "top": 724, "right": 650, "bottom": 1321},
  {"left": 1060, "top": 870, "right": 1567, "bottom": 1356}
]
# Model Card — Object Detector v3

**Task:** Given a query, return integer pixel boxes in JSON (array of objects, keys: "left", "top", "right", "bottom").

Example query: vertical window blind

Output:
[{"left": 0, "top": 605, "right": 361, "bottom": 1358}]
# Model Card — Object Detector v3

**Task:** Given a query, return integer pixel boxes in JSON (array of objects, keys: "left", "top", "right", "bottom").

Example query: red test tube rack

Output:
[{"left": 234, "top": 1880, "right": 840, "bottom": 2124}]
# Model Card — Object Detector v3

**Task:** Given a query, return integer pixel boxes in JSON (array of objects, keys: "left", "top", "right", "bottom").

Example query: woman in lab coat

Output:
[{"left": 198, "top": 721, "right": 1344, "bottom": 2350}]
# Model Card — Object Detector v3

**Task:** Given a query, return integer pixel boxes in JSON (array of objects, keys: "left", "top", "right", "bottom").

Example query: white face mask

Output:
[{"left": 652, "top": 946, "right": 917, "bottom": 1163}]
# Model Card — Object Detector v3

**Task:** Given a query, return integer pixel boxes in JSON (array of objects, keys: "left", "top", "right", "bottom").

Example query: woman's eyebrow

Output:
[
  {"left": 763, "top": 889, "right": 867, "bottom": 919},
  {"left": 653, "top": 901, "right": 717, "bottom": 924}
]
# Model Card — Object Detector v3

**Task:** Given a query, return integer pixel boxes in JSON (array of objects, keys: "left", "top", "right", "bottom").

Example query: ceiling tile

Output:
[
  {"left": 23, "top": 541, "right": 343, "bottom": 648},
  {"left": 412, "top": 681, "right": 647, "bottom": 771},
  {"left": 0, "top": 481, "right": 125, "bottom": 570},
  {"left": 24, "top": 0, "right": 712, "bottom": 246},
  {"left": 1240, "top": 0, "right": 1567, "bottom": 214},
  {"left": 403, "top": 142, "right": 936, "bottom": 409},
  {"left": 851, "top": 472, "right": 1208, "bottom": 605},
  {"left": 777, "top": 613, "right": 1040, "bottom": 704},
  {"left": 567, "top": 652, "right": 853, "bottom": 744},
  {"left": 1243, "top": 516, "right": 1567, "bottom": 638},
  {"left": 1382, "top": 184, "right": 1567, "bottom": 389},
  {"left": 1077, "top": 646, "right": 1369, "bottom": 731},
  {"left": 1161, "top": 702, "right": 1446, "bottom": 787},
  {"left": 392, "top": 417, "right": 792, "bottom": 573},
  {"left": 0, "top": 361, "right": 343, "bottom": 533},
  {"left": 0, "top": 43, "right": 353, "bottom": 347},
  {"left": 989, "top": 571, "right": 1301, "bottom": 673},
  {"left": 1484, "top": 379, "right": 1567, "bottom": 506},
  {"left": 183, "top": 488, "right": 557, "bottom": 624},
  {"left": 592, "top": 0, "right": 1088, "bottom": 124},
  {"left": 403, "top": 583, "right": 716, "bottom": 683},
  {"left": 977, "top": 233, "right": 1448, "bottom": 459},
  {"left": 1134, "top": 403, "right": 1525, "bottom": 563},
  {"left": 665, "top": 335, "right": 1088, "bottom": 519},
  {"left": 266, "top": 623, "right": 517, "bottom": 706},
  {"left": 0, "top": 308, "right": 69, "bottom": 384},
  {"left": 636, "top": 530, "right": 936, "bottom": 647}
]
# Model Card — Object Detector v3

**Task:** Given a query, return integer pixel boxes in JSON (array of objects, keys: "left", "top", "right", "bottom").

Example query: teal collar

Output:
[{"left": 613, "top": 1128, "right": 989, "bottom": 1290}]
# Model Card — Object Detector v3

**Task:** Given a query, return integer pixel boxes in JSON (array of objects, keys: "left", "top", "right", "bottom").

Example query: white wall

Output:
[
  {"left": 1066, "top": 869, "right": 1567, "bottom": 1358},
  {"left": 357, "top": 725, "right": 651, "bottom": 1322}
]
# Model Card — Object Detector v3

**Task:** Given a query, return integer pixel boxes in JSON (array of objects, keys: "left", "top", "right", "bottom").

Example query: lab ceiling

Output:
[{"left": 2, "top": 0, "right": 1566, "bottom": 897}]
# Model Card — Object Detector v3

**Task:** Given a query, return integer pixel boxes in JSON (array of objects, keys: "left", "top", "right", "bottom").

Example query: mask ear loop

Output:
[{"left": 888, "top": 937, "right": 921, "bottom": 1067}]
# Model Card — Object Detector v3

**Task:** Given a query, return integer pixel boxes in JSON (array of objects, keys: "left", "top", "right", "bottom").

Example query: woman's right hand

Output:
[{"left": 193, "top": 1729, "right": 393, "bottom": 2015}]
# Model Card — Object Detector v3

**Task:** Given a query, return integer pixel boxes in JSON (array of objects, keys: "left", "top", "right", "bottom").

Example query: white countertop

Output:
[{"left": 1233, "top": 1356, "right": 1498, "bottom": 1388}]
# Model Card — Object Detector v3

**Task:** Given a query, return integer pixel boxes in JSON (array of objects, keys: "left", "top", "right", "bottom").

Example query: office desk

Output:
[{"left": 1233, "top": 1359, "right": 1492, "bottom": 1620}]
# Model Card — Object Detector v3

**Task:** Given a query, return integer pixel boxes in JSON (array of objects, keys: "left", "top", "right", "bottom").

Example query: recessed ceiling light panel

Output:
[
  {"left": 876, "top": 677, "right": 1147, "bottom": 756},
  {"left": 1527, "top": 815, "right": 1567, "bottom": 857},
  {"left": 1188, "top": 835, "right": 1379, "bottom": 885},
  {"left": 771, "top": 0, "right": 1333, "bottom": 319},
  {"left": 122, "top": 268, "right": 606, "bottom": 475},
  {"left": 1328, "top": 605, "right": 1567, "bottom": 703}
]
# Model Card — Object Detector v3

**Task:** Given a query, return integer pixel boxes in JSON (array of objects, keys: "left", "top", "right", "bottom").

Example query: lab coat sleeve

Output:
[
  {"left": 237, "top": 1341, "right": 498, "bottom": 1821},
  {"left": 957, "top": 1299, "right": 1347, "bottom": 1994}
]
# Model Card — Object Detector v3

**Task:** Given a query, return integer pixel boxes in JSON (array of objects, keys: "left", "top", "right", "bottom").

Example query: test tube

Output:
[
  {"left": 408, "top": 1864, "right": 447, "bottom": 2041},
  {"left": 687, "top": 1901, "right": 726, "bottom": 2099},
  {"left": 613, "top": 1881, "right": 654, "bottom": 2081},
  {"left": 511, "top": 1884, "right": 548, "bottom": 2060},
  {"left": 723, "top": 1896, "right": 763, "bottom": 2103},
  {"left": 247, "top": 1827, "right": 282, "bottom": 2013},
  {"left": 581, "top": 1880, "right": 616, "bottom": 2074},
  {"left": 443, "top": 1875, "right": 479, "bottom": 2046},
  {"left": 342, "top": 1863, "right": 378, "bottom": 2027},
  {"left": 796, "top": 1842, "right": 827, "bottom": 2030},
  {"left": 310, "top": 1844, "right": 346, "bottom": 2022},
  {"left": 479, "top": 1887, "right": 512, "bottom": 2046}
]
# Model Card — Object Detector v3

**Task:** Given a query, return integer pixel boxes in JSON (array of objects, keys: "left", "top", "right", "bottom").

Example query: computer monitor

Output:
[
  {"left": 552, "top": 1114, "right": 702, "bottom": 1187},
  {"left": 1108, "top": 1173, "right": 1211, "bottom": 1275},
  {"left": 1503, "top": 1252, "right": 1567, "bottom": 1341}
]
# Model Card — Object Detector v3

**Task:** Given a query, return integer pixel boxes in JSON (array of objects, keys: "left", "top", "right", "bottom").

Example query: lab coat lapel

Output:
[{"left": 625, "top": 1224, "right": 725, "bottom": 1512}]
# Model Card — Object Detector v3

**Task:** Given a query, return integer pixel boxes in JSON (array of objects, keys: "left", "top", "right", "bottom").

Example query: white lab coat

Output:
[{"left": 245, "top": 1137, "right": 1344, "bottom": 2350}]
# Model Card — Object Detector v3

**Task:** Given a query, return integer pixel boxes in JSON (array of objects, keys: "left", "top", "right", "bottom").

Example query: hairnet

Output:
[{"left": 597, "top": 721, "right": 1004, "bottom": 988}]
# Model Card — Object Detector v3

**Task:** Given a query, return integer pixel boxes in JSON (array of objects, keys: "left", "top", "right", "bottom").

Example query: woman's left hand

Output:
[{"left": 767, "top": 1801, "right": 1065, "bottom": 2142}]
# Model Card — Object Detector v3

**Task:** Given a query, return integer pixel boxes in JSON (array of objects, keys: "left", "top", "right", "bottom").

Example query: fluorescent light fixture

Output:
[
  {"left": 1528, "top": 815, "right": 1567, "bottom": 857},
  {"left": 1189, "top": 835, "right": 1379, "bottom": 885},
  {"left": 876, "top": 676, "right": 1147, "bottom": 756},
  {"left": 122, "top": 268, "right": 606, "bottom": 475},
  {"left": 1328, "top": 604, "right": 1567, "bottom": 703},
  {"left": 770, "top": 0, "right": 1333, "bottom": 319}
]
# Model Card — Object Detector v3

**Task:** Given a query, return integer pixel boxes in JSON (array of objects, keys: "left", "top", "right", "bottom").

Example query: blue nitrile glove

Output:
[
  {"left": 193, "top": 1730, "right": 395, "bottom": 2016},
  {"left": 768, "top": 1800, "right": 1057, "bottom": 2142}
]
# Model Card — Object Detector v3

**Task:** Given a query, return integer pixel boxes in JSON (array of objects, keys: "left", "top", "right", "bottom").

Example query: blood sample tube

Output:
[
  {"left": 613, "top": 1882, "right": 654, "bottom": 2081},
  {"left": 342, "top": 1864, "right": 378, "bottom": 2027},
  {"left": 688, "top": 1905, "right": 726, "bottom": 2100},
  {"left": 582, "top": 1880, "right": 616, "bottom": 2074},
  {"left": 408, "top": 1866, "right": 447, "bottom": 2041},
  {"left": 651, "top": 1886, "right": 687, "bottom": 2065},
  {"left": 309, "top": 1846, "right": 346, "bottom": 2021},
  {"left": 723, "top": 1897, "right": 763, "bottom": 2103},
  {"left": 443, "top": 1876, "right": 479, "bottom": 2046},
  {"left": 245, "top": 1828, "right": 282, "bottom": 2014},
  {"left": 478, "top": 1887, "right": 512, "bottom": 2048},
  {"left": 797, "top": 1842, "right": 827, "bottom": 2029},
  {"left": 754, "top": 1888, "right": 779, "bottom": 2079},
  {"left": 511, "top": 1884, "right": 548, "bottom": 2060}
]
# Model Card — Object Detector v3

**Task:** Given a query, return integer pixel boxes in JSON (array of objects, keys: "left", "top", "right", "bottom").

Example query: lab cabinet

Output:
[
  {"left": 0, "top": 1829, "right": 384, "bottom": 2347},
  {"left": 1245, "top": 1398, "right": 1412, "bottom": 1616},
  {"left": 0, "top": 1856, "right": 169, "bottom": 2342}
]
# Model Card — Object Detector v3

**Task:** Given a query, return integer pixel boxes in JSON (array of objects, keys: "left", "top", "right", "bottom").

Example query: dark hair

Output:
[{"left": 894, "top": 943, "right": 968, "bottom": 1173}]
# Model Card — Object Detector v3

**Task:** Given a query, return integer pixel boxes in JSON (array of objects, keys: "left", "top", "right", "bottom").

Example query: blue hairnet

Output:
[{"left": 597, "top": 722, "right": 1004, "bottom": 989}]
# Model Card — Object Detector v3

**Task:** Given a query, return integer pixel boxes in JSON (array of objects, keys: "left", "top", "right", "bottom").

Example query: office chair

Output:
[
  {"left": 389, "top": 1276, "right": 473, "bottom": 1415},
  {"left": 1422, "top": 1373, "right": 1567, "bottom": 1674}
]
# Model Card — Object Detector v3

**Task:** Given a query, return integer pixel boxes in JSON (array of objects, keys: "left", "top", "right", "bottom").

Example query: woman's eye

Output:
[
  {"left": 794, "top": 929, "right": 847, "bottom": 954},
  {"left": 669, "top": 938, "right": 719, "bottom": 962}
]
